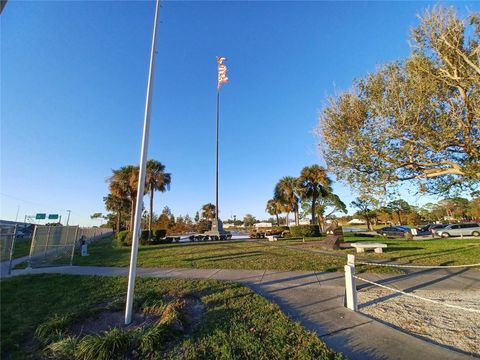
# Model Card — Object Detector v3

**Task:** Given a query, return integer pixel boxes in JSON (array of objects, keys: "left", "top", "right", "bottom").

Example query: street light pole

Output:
[{"left": 125, "top": 0, "right": 160, "bottom": 325}]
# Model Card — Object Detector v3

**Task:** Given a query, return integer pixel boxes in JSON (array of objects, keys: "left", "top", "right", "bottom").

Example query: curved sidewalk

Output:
[{"left": 9, "top": 265, "right": 479, "bottom": 360}]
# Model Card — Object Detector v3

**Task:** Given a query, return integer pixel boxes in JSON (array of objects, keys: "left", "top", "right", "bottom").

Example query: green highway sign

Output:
[
  {"left": 48, "top": 214, "right": 59, "bottom": 220},
  {"left": 35, "top": 213, "right": 46, "bottom": 220}
]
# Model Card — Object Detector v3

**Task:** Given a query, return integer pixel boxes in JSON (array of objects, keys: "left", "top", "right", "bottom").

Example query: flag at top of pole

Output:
[{"left": 217, "top": 57, "right": 228, "bottom": 89}]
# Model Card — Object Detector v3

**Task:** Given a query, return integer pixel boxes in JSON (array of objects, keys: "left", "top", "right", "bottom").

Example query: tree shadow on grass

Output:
[
  {"left": 190, "top": 251, "right": 265, "bottom": 262},
  {"left": 382, "top": 247, "right": 424, "bottom": 252},
  {"left": 388, "top": 245, "right": 476, "bottom": 262}
]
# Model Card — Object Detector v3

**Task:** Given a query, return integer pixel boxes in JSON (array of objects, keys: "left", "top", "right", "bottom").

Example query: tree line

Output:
[
  {"left": 103, "top": 165, "right": 237, "bottom": 235},
  {"left": 349, "top": 195, "right": 480, "bottom": 230}
]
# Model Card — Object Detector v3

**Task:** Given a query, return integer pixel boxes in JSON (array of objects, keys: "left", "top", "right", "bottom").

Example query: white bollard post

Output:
[
  {"left": 344, "top": 259, "right": 358, "bottom": 311},
  {"left": 347, "top": 254, "right": 355, "bottom": 266}
]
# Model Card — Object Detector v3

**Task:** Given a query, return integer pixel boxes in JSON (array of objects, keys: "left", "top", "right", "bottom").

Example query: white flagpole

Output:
[{"left": 125, "top": 0, "right": 161, "bottom": 325}]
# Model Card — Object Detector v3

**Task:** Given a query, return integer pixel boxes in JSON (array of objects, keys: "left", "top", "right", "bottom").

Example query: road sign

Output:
[
  {"left": 35, "top": 213, "right": 46, "bottom": 220},
  {"left": 48, "top": 214, "right": 59, "bottom": 220}
]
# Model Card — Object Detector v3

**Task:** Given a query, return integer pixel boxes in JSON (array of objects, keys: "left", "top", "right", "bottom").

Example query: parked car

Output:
[
  {"left": 417, "top": 224, "right": 447, "bottom": 236},
  {"left": 376, "top": 226, "right": 411, "bottom": 237},
  {"left": 436, "top": 223, "right": 480, "bottom": 238}
]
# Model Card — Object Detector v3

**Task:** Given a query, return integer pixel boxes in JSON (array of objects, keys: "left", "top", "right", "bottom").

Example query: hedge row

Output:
[
  {"left": 288, "top": 225, "right": 321, "bottom": 238},
  {"left": 116, "top": 229, "right": 168, "bottom": 247}
]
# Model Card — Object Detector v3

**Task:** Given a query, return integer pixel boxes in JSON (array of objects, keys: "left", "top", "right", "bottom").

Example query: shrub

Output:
[
  {"left": 154, "top": 229, "right": 167, "bottom": 240},
  {"left": 140, "top": 230, "right": 151, "bottom": 245},
  {"left": 115, "top": 230, "right": 130, "bottom": 247},
  {"left": 45, "top": 336, "right": 78, "bottom": 360},
  {"left": 75, "top": 328, "right": 138, "bottom": 360},
  {"left": 35, "top": 314, "right": 71, "bottom": 345},
  {"left": 147, "top": 229, "right": 167, "bottom": 245},
  {"left": 139, "top": 323, "right": 172, "bottom": 355},
  {"left": 289, "top": 225, "right": 320, "bottom": 238}
]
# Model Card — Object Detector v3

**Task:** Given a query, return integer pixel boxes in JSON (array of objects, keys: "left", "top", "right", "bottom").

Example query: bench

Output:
[{"left": 351, "top": 242, "right": 387, "bottom": 254}]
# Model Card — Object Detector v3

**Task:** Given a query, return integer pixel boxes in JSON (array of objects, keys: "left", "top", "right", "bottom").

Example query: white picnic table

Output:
[{"left": 351, "top": 242, "right": 387, "bottom": 253}]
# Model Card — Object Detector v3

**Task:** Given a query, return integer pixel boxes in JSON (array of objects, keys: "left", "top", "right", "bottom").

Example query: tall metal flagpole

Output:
[
  {"left": 215, "top": 87, "right": 220, "bottom": 227},
  {"left": 125, "top": 0, "right": 160, "bottom": 325}
]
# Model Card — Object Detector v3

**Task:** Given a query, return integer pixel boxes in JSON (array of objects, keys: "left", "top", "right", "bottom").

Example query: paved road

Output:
[{"left": 8, "top": 265, "right": 479, "bottom": 360}]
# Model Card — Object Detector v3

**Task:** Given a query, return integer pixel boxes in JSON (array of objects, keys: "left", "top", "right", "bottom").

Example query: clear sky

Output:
[{"left": 1, "top": 1, "right": 477, "bottom": 226}]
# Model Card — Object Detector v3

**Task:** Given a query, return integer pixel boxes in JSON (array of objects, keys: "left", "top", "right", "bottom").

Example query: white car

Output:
[{"left": 436, "top": 223, "right": 480, "bottom": 238}]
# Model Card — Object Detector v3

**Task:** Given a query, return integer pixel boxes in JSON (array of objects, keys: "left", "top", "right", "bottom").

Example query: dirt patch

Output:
[
  {"left": 178, "top": 296, "right": 206, "bottom": 331},
  {"left": 357, "top": 288, "right": 480, "bottom": 355},
  {"left": 69, "top": 311, "right": 159, "bottom": 336},
  {"left": 69, "top": 295, "right": 205, "bottom": 337}
]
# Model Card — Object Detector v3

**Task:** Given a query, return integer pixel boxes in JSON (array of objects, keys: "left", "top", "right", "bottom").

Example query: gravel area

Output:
[{"left": 357, "top": 288, "right": 480, "bottom": 356}]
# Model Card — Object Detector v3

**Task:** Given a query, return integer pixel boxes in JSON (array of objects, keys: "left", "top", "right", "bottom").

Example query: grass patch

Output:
[
  {"left": 74, "top": 235, "right": 480, "bottom": 272},
  {"left": 74, "top": 237, "right": 345, "bottom": 272},
  {"left": 347, "top": 236, "right": 480, "bottom": 266},
  {"left": 12, "top": 238, "right": 32, "bottom": 259},
  {"left": 1, "top": 274, "right": 343, "bottom": 360},
  {"left": 287, "top": 233, "right": 480, "bottom": 266}
]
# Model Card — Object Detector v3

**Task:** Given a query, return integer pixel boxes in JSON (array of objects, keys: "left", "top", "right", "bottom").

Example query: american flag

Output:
[{"left": 217, "top": 57, "right": 228, "bottom": 89}]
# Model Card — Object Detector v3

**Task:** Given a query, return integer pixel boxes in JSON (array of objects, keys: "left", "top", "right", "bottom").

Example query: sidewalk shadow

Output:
[
  {"left": 358, "top": 311, "right": 479, "bottom": 358},
  {"left": 358, "top": 268, "right": 470, "bottom": 307}
]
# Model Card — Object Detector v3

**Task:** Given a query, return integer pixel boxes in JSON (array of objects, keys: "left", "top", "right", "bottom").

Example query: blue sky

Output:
[{"left": 1, "top": 1, "right": 477, "bottom": 226}]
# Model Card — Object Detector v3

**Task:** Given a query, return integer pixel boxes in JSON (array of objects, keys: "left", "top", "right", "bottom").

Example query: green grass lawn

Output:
[
  {"left": 288, "top": 234, "right": 480, "bottom": 266},
  {"left": 73, "top": 234, "right": 480, "bottom": 272},
  {"left": 1, "top": 274, "right": 343, "bottom": 360},
  {"left": 348, "top": 236, "right": 480, "bottom": 266},
  {"left": 74, "top": 238, "right": 346, "bottom": 272},
  {"left": 1, "top": 238, "right": 31, "bottom": 262}
]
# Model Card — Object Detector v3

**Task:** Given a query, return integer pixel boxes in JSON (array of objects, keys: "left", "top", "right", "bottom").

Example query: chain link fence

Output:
[
  {"left": 29, "top": 226, "right": 79, "bottom": 268},
  {"left": 77, "top": 227, "right": 113, "bottom": 245},
  {"left": 28, "top": 226, "right": 114, "bottom": 268},
  {"left": 0, "top": 225, "right": 17, "bottom": 275}
]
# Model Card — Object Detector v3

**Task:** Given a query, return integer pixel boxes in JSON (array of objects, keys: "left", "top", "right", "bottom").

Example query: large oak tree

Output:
[{"left": 318, "top": 7, "right": 479, "bottom": 195}]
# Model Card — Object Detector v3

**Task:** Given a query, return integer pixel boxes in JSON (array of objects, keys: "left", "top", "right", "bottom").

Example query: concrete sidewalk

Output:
[{"left": 8, "top": 265, "right": 479, "bottom": 359}]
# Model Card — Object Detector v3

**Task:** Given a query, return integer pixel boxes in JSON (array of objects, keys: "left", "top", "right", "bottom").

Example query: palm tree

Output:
[
  {"left": 108, "top": 165, "right": 139, "bottom": 231},
  {"left": 298, "top": 165, "right": 332, "bottom": 225},
  {"left": 104, "top": 193, "right": 130, "bottom": 232},
  {"left": 145, "top": 160, "right": 171, "bottom": 233},
  {"left": 274, "top": 176, "right": 300, "bottom": 225},
  {"left": 266, "top": 199, "right": 282, "bottom": 226}
]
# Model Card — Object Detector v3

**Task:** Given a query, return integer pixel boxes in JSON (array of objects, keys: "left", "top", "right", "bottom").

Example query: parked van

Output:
[{"left": 436, "top": 223, "right": 480, "bottom": 238}]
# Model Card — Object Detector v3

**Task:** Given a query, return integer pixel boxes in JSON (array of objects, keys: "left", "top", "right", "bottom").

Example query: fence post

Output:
[
  {"left": 347, "top": 254, "right": 355, "bottom": 266},
  {"left": 7, "top": 225, "right": 18, "bottom": 275},
  {"left": 43, "top": 226, "right": 51, "bottom": 256},
  {"left": 28, "top": 225, "right": 38, "bottom": 268},
  {"left": 344, "top": 254, "right": 358, "bottom": 311},
  {"left": 70, "top": 226, "right": 79, "bottom": 266}
]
